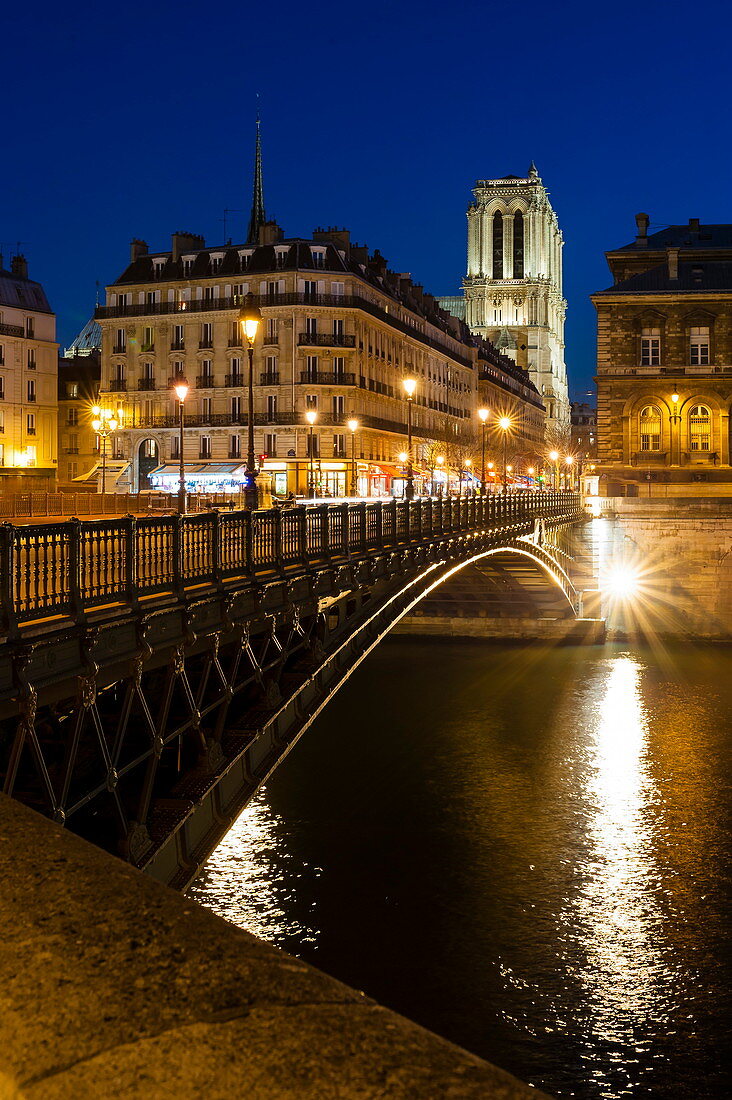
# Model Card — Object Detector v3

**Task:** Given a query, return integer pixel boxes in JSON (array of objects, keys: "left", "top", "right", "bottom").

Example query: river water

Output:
[{"left": 191, "top": 640, "right": 731, "bottom": 1099}]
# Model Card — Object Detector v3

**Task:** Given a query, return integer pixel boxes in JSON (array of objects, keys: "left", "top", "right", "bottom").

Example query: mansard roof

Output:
[
  {"left": 0, "top": 267, "right": 52, "bottom": 313},
  {"left": 596, "top": 260, "right": 732, "bottom": 295},
  {"left": 616, "top": 223, "right": 732, "bottom": 252}
]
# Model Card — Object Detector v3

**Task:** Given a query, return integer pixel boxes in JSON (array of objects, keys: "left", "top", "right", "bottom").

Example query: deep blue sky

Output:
[{"left": 3, "top": 0, "right": 729, "bottom": 398}]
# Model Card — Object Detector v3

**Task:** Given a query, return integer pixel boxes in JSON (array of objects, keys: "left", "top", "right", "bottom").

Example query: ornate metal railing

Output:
[{"left": 0, "top": 493, "right": 580, "bottom": 634}]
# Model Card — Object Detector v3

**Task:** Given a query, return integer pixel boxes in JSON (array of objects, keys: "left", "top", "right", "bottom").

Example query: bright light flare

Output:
[{"left": 604, "top": 566, "right": 639, "bottom": 598}]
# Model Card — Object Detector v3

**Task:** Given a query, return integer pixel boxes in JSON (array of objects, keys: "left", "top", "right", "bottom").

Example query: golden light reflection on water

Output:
[
  {"left": 188, "top": 789, "right": 320, "bottom": 945},
  {"left": 575, "top": 655, "right": 666, "bottom": 1091}
]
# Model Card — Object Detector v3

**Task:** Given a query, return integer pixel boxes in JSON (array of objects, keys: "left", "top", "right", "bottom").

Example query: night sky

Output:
[{"left": 3, "top": 0, "right": 729, "bottom": 397}]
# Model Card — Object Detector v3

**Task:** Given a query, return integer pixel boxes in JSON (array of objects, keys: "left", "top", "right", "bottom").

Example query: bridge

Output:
[{"left": 0, "top": 492, "right": 583, "bottom": 890}]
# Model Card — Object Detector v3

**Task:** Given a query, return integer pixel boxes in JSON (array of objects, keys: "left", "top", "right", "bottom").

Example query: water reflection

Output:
[{"left": 189, "top": 791, "right": 319, "bottom": 946}]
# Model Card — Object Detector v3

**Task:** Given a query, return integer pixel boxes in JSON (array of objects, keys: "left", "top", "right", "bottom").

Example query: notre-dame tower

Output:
[{"left": 444, "top": 165, "right": 570, "bottom": 436}]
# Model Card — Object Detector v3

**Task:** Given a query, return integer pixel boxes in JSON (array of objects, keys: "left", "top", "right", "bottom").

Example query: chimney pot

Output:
[
  {"left": 635, "top": 212, "right": 650, "bottom": 247},
  {"left": 10, "top": 254, "right": 28, "bottom": 278}
]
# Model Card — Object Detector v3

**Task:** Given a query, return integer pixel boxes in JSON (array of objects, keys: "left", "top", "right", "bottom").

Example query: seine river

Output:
[{"left": 191, "top": 640, "right": 731, "bottom": 1099}]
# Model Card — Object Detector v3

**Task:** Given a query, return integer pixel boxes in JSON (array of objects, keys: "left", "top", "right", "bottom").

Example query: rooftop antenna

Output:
[{"left": 221, "top": 207, "right": 245, "bottom": 243}]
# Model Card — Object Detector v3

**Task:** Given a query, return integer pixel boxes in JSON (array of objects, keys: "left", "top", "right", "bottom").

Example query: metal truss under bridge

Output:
[{"left": 0, "top": 492, "right": 584, "bottom": 889}]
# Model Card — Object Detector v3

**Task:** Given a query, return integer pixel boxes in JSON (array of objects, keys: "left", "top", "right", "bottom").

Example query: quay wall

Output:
[{"left": 0, "top": 794, "right": 550, "bottom": 1099}]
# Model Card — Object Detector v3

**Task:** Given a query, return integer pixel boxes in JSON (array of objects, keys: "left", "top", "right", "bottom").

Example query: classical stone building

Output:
[
  {"left": 592, "top": 215, "right": 732, "bottom": 496},
  {"left": 440, "top": 165, "right": 570, "bottom": 436},
  {"left": 0, "top": 255, "right": 58, "bottom": 488},
  {"left": 95, "top": 133, "right": 545, "bottom": 498},
  {"left": 57, "top": 319, "right": 103, "bottom": 488}
]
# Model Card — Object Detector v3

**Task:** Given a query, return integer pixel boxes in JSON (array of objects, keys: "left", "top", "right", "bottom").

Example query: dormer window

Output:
[
  {"left": 182, "top": 256, "right": 195, "bottom": 277},
  {"left": 210, "top": 254, "right": 223, "bottom": 274},
  {"left": 275, "top": 248, "right": 289, "bottom": 269},
  {"left": 312, "top": 249, "right": 326, "bottom": 269},
  {"left": 238, "top": 250, "right": 252, "bottom": 272}
]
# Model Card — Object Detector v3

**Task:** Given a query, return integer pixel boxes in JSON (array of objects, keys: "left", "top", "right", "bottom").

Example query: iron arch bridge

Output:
[{"left": 0, "top": 493, "right": 583, "bottom": 889}]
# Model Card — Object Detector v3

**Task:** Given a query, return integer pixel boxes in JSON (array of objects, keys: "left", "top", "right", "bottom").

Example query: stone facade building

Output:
[
  {"left": 0, "top": 256, "right": 58, "bottom": 488},
  {"left": 57, "top": 319, "right": 102, "bottom": 488},
  {"left": 592, "top": 215, "right": 732, "bottom": 496},
  {"left": 440, "top": 165, "right": 570, "bottom": 436}
]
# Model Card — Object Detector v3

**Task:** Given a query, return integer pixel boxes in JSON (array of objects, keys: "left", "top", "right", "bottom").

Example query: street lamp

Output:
[
  {"left": 402, "top": 377, "right": 417, "bottom": 499},
  {"left": 549, "top": 449, "right": 559, "bottom": 491},
  {"left": 347, "top": 417, "right": 359, "bottom": 497},
  {"left": 305, "top": 409, "right": 317, "bottom": 497},
  {"left": 436, "top": 454, "right": 445, "bottom": 496},
  {"left": 565, "top": 454, "right": 574, "bottom": 491},
  {"left": 239, "top": 294, "right": 262, "bottom": 510},
  {"left": 463, "top": 457, "right": 472, "bottom": 495},
  {"left": 172, "top": 374, "right": 189, "bottom": 514},
  {"left": 91, "top": 405, "right": 120, "bottom": 497},
  {"left": 498, "top": 416, "right": 511, "bottom": 493},
  {"left": 477, "top": 408, "right": 489, "bottom": 495}
]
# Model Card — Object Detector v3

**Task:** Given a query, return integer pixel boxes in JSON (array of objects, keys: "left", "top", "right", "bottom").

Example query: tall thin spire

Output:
[{"left": 246, "top": 113, "right": 266, "bottom": 245}]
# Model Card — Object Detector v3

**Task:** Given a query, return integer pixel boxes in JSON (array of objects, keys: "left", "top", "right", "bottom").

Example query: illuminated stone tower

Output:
[{"left": 462, "top": 165, "right": 570, "bottom": 435}]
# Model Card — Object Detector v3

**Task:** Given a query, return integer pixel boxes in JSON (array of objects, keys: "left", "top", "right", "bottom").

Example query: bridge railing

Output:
[{"left": 0, "top": 492, "right": 580, "bottom": 632}]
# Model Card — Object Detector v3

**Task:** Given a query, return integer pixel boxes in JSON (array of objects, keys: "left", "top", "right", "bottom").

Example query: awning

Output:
[
  {"left": 73, "top": 461, "right": 130, "bottom": 484},
  {"left": 149, "top": 463, "right": 246, "bottom": 478}
]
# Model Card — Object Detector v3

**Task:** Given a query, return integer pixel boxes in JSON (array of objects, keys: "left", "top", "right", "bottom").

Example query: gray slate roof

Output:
[
  {"left": 597, "top": 260, "right": 732, "bottom": 295},
  {"left": 0, "top": 268, "right": 52, "bottom": 313}
]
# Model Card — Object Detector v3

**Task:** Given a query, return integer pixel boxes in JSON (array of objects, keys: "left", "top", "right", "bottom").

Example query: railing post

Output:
[
  {"left": 245, "top": 509, "right": 255, "bottom": 576},
  {"left": 320, "top": 503, "right": 330, "bottom": 559},
  {"left": 68, "top": 517, "right": 85, "bottom": 623},
  {"left": 0, "top": 523, "right": 18, "bottom": 639},
  {"left": 124, "top": 514, "right": 139, "bottom": 610},
  {"left": 374, "top": 501, "right": 383, "bottom": 550},
  {"left": 172, "top": 513, "right": 185, "bottom": 595},
  {"left": 212, "top": 509, "right": 223, "bottom": 584},
  {"left": 340, "top": 502, "right": 350, "bottom": 557},
  {"left": 358, "top": 501, "right": 367, "bottom": 553}
]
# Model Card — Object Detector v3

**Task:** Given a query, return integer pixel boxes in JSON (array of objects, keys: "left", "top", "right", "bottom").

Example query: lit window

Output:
[
  {"left": 689, "top": 405, "right": 711, "bottom": 451},
  {"left": 639, "top": 405, "right": 662, "bottom": 450}
]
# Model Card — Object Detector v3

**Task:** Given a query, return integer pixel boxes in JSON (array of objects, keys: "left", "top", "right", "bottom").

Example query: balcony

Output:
[
  {"left": 297, "top": 332, "right": 356, "bottom": 348},
  {"left": 260, "top": 372, "right": 280, "bottom": 385},
  {"left": 199, "top": 339, "right": 213, "bottom": 349},
  {"left": 228, "top": 338, "right": 242, "bottom": 348},
  {"left": 225, "top": 373, "right": 244, "bottom": 387},
  {"left": 299, "top": 371, "right": 356, "bottom": 386},
  {"left": 262, "top": 336, "right": 279, "bottom": 347},
  {"left": 65, "top": 447, "right": 79, "bottom": 454},
  {"left": 26, "top": 394, "right": 36, "bottom": 403},
  {"left": 138, "top": 378, "right": 156, "bottom": 390},
  {"left": 197, "top": 374, "right": 215, "bottom": 388},
  {"left": 112, "top": 344, "right": 126, "bottom": 354},
  {"left": 27, "top": 427, "right": 36, "bottom": 436},
  {"left": 140, "top": 342, "right": 155, "bottom": 352},
  {"left": 109, "top": 380, "right": 127, "bottom": 392},
  {"left": 27, "top": 361, "right": 36, "bottom": 370},
  {"left": 170, "top": 341, "right": 185, "bottom": 351},
  {"left": 0, "top": 321, "right": 23, "bottom": 338},
  {"left": 199, "top": 451, "right": 212, "bottom": 460}
]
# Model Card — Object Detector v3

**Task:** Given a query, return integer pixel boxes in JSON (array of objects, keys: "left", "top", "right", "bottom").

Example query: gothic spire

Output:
[{"left": 246, "top": 115, "right": 266, "bottom": 245}]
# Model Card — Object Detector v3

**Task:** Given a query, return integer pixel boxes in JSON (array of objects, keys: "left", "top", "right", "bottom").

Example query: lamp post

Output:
[
  {"left": 549, "top": 449, "right": 559, "bottom": 491},
  {"left": 436, "top": 454, "right": 445, "bottom": 496},
  {"left": 463, "top": 458, "right": 472, "bottom": 495},
  {"left": 239, "top": 295, "right": 262, "bottom": 510},
  {"left": 402, "top": 378, "right": 417, "bottom": 499},
  {"left": 347, "top": 417, "right": 359, "bottom": 497},
  {"left": 398, "top": 450, "right": 409, "bottom": 497},
  {"left": 477, "top": 407, "right": 489, "bottom": 495},
  {"left": 670, "top": 392, "right": 681, "bottom": 466},
  {"left": 172, "top": 375, "right": 189, "bottom": 514},
  {"left": 498, "top": 416, "right": 511, "bottom": 493},
  {"left": 91, "top": 405, "right": 119, "bottom": 497},
  {"left": 306, "top": 409, "right": 317, "bottom": 497},
  {"left": 565, "top": 454, "right": 575, "bottom": 491}
]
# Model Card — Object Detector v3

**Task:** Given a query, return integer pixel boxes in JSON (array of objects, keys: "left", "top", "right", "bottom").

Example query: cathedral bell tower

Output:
[{"left": 462, "top": 165, "right": 570, "bottom": 435}]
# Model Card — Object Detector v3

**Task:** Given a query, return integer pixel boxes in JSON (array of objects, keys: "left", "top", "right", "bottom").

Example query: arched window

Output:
[
  {"left": 492, "top": 211, "right": 503, "bottom": 279},
  {"left": 640, "top": 405, "right": 662, "bottom": 450},
  {"left": 689, "top": 405, "right": 711, "bottom": 451},
  {"left": 513, "top": 211, "right": 524, "bottom": 278}
]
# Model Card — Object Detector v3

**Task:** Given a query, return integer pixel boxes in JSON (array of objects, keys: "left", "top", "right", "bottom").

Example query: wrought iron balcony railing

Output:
[
  {"left": 225, "top": 373, "right": 244, "bottom": 387},
  {"left": 196, "top": 375, "right": 215, "bottom": 388},
  {"left": 109, "top": 380, "right": 127, "bottom": 392},
  {"left": 0, "top": 322, "right": 24, "bottom": 338},
  {"left": 299, "top": 371, "right": 356, "bottom": 386},
  {"left": 259, "top": 372, "right": 280, "bottom": 385},
  {"left": 138, "top": 379, "right": 156, "bottom": 390},
  {"left": 297, "top": 332, "right": 356, "bottom": 348}
]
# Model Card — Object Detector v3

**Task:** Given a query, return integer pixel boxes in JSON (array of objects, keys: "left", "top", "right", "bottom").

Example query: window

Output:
[
  {"left": 182, "top": 258, "right": 193, "bottom": 276},
  {"left": 0, "top": 377, "right": 3, "bottom": 399},
  {"left": 513, "top": 211, "right": 524, "bottom": 278},
  {"left": 68, "top": 461, "right": 78, "bottom": 479},
  {"left": 0, "top": 344, "right": 4, "bottom": 366},
  {"left": 304, "top": 280, "right": 317, "bottom": 300},
  {"left": 267, "top": 394, "right": 277, "bottom": 419},
  {"left": 26, "top": 445, "right": 36, "bottom": 466},
  {"left": 0, "top": 411, "right": 4, "bottom": 433},
  {"left": 333, "top": 433, "right": 345, "bottom": 457},
  {"left": 265, "top": 432, "right": 277, "bottom": 456},
  {"left": 690, "top": 326, "right": 710, "bottom": 365},
  {"left": 231, "top": 396, "right": 242, "bottom": 419},
  {"left": 200, "top": 322, "right": 213, "bottom": 347},
  {"left": 331, "top": 282, "right": 345, "bottom": 297},
  {"left": 67, "top": 408, "right": 78, "bottom": 425},
  {"left": 27, "top": 349, "right": 36, "bottom": 369},
  {"left": 210, "top": 255, "right": 222, "bottom": 273},
  {"left": 145, "top": 292, "right": 157, "bottom": 307},
  {"left": 332, "top": 395, "right": 345, "bottom": 418},
  {"left": 689, "top": 405, "right": 711, "bottom": 451},
  {"left": 639, "top": 405, "right": 662, "bottom": 451},
  {"left": 333, "top": 318, "right": 344, "bottom": 336},
  {"left": 333, "top": 356, "right": 345, "bottom": 378},
  {"left": 266, "top": 317, "right": 278, "bottom": 342},
  {"left": 275, "top": 249, "right": 288, "bottom": 268},
  {"left": 142, "top": 326, "right": 154, "bottom": 351},
  {"left": 203, "top": 286, "right": 215, "bottom": 301},
  {"left": 27, "top": 379, "right": 36, "bottom": 402},
  {"left": 312, "top": 249, "right": 325, "bottom": 268},
  {"left": 230, "top": 321, "right": 241, "bottom": 346},
  {"left": 200, "top": 435, "right": 212, "bottom": 459},
  {"left": 230, "top": 434, "right": 241, "bottom": 458},
  {"left": 492, "top": 211, "right": 503, "bottom": 278},
  {"left": 171, "top": 436, "right": 180, "bottom": 459},
  {"left": 306, "top": 394, "right": 318, "bottom": 409},
  {"left": 68, "top": 433, "right": 78, "bottom": 452},
  {"left": 265, "top": 354, "right": 278, "bottom": 374},
  {"left": 26, "top": 317, "right": 34, "bottom": 338},
  {"left": 307, "top": 432, "right": 319, "bottom": 457},
  {"left": 143, "top": 361, "right": 155, "bottom": 382},
  {"left": 27, "top": 413, "right": 36, "bottom": 435},
  {"left": 115, "top": 328, "right": 126, "bottom": 352},
  {"left": 201, "top": 397, "right": 212, "bottom": 418},
  {"left": 640, "top": 327, "right": 661, "bottom": 366},
  {"left": 67, "top": 382, "right": 78, "bottom": 399},
  {"left": 306, "top": 316, "right": 318, "bottom": 336},
  {"left": 306, "top": 355, "right": 318, "bottom": 379},
  {"left": 173, "top": 324, "right": 184, "bottom": 349}
]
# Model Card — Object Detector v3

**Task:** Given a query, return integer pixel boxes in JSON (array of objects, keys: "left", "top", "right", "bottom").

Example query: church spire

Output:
[{"left": 246, "top": 115, "right": 266, "bottom": 245}]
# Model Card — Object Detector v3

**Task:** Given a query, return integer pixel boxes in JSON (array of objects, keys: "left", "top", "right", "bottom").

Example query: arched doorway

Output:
[{"left": 138, "top": 438, "right": 159, "bottom": 490}]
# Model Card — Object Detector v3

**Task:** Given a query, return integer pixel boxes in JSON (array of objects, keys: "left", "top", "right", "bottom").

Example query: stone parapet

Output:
[{"left": 0, "top": 794, "right": 551, "bottom": 1099}]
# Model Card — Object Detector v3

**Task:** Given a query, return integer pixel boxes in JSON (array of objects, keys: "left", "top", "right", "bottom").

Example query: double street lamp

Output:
[
  {"left": 402, "top": 377, "right": 417, "bottom": 499},
  {"left": 172, "top": 375, "right": 189, "bottom": 514},
  {"left": 305, "top": 409, "right": 317, "bottom": 497},
  {"left": 498, "top": 416, "right": 512, "bottom": 493},
  {"left": 91, "top": 405, "right": 122, "bottom": 496},
  {"left": 239, "top": 295, "right": 262, "bottom": 510},
  {"left": 347, "top": 418, "right": 359, "bottom": 496},
  {"left": 477, "top": 407, "right": 489, "bottom": 494}
]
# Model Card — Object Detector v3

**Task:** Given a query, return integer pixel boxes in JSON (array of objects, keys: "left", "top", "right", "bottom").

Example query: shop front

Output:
[{"left": 148, "top": 462, "right": 248, "bottom": 497}]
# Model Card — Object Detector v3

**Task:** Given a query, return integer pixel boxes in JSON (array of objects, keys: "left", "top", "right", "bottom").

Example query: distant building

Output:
[
  {"left": 0, "top": 255, "right": 58, "bottom": 488},
  {"left": 592, "top": 214, "right": 732, "bottom": 496},
  {"left": 570, "top": 401, "right": 597, "bottom": 461},
  {"left": 94, "top": 127, "right": 544, "bottom": 498},
  {"left": 58, "top": 319, "right": 102, "bottom": 487},
  {"left": 440, "top": 165, "right": 570, "bottom": 436}
]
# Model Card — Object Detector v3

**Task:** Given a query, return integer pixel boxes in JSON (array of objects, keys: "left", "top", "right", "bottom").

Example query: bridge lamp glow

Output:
[
  {"left": 402, "top": 378, "right": 417, "bottom": 398},
  {"left": 604, "top": 565, "right": 640, "bottom": 598},
  {"left": 498, "top": 416, "right": 511, "bottom": 431}
]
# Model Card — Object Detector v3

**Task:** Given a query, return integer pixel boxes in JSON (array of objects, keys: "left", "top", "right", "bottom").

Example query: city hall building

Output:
[{"left": 592, "top": 215, "right": 732, "bottom": 496}]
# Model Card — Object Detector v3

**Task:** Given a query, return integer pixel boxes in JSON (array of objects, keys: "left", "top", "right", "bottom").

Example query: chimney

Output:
[
  {"left": 171, "top": 232, "right": 205, "bottom": 262},
  {"left": 689, "top": 217, "right": 700, "bottom": 231},
  {"left": 130, "top": 239, "right": 148, "bottom": 262},
  {"left": 312, "top": 227, "right": 351, "bottom": 250},
  {"left": 368, "top": 249, "right": 388, "bottom": 277},
  {"left": 667, "top": 247, "right": 679, "bottom": 280},
  {"left": 350, "top": 244, "right": 369, "bottom": 265},
  {"left": 635, "top": 212, "right": 649, "bottom": 247},
  {"left": 257, "top": 221, "right": 283, "bottom": 246},
  {"left": 11, "top": 254, "right": 28, "bottom": 279}
]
